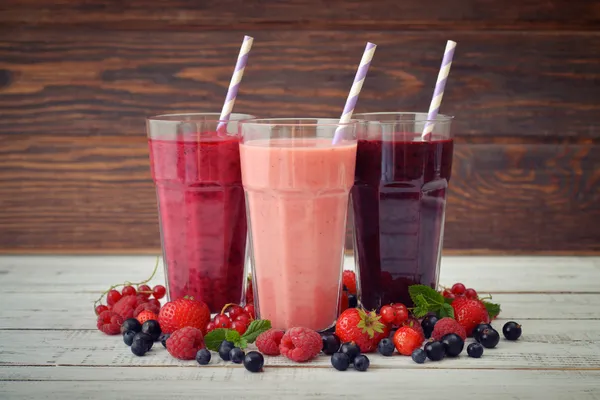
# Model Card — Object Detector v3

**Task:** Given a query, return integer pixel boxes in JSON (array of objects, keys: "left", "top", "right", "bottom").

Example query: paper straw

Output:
[
  {"left": 217, "top": 35, "right": 254, "bottom": 132},
  {"left": 422, "top": 40, "right": 456, "bottom": 140},
  {"left": 332, "top": 42, "right": 377, "bottom": 144}
]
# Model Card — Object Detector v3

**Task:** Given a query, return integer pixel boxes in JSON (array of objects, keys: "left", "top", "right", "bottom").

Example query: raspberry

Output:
[
  {"left": 166, "top": 327, "right": 205, "bottom": 360},
  {"left": 137, "top": 310, "right": 158, "bottom": 325},
  {"left": 134, "top": 302, "right": 160, "bottom": 317},
  {"left": 431, "top": 317, "right": 467, "bottom": 341},
  {"left": 279, "top": 327, "right": 322, "bottom": 362},
  {"left": 256, "top": 329, "right": 285, "bottom": 356},
  {"left": 112, "top": 295, "right": 139, "bottom": 320},
  {"left": 97, "top": 311, "right": 123, "bottom": 335},
  {"left": 342, "top": 270, "right": 357, "bottom": 295}
]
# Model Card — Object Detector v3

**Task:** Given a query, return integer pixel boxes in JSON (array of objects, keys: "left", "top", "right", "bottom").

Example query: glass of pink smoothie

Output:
[
  {"left": 239, "top": 118, "right": 359, "bottom": 331},
  {"left": 147, "top": 113, "right": 254, "bottom": 313}
]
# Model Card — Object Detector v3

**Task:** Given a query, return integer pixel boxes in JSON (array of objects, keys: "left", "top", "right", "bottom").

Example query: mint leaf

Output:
[
  {"left": 412, "top": 305, "right": 429, "bottom": 318},
  {"left": 444, "top": 297, "right": 454, "bottom": 305},
  {"left": 483, "top": 301, "right": 501, "bottom": 319},
  {"left": 226, "top": 329, "right": 241, "bottom": 343},
  {"left": 409, "top": 285, "right": 444, "bottom": 306},
  {"left": 241, "top": 319, "right": 272, "bottom": 343},
  {"left": 439, "top": 302, "right": 455, "bottom": 318},
  {"left": 237, "top": 337, "right": 248, "bottom": 349},
  {"left": 204, "top": 328, "right": 227, "bottom": 351},
  {"left": 413, "top": 294, "right": 428, "bottom": 308}
]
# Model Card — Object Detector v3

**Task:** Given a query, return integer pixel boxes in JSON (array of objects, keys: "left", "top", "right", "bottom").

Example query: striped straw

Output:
[
  {"left": 422, "top": 40, "right": 456, "bottom": 140},
  {"left": 217, "top": 35, "right": 254, "bottom": 132},
  {"left": 332, "top": 42, "right": 377, "bottom": 144}
]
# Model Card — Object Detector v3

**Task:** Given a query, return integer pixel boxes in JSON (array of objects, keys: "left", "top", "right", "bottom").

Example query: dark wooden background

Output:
[{"left": 1, "top": 0, "right": 599, "bottom": 254}]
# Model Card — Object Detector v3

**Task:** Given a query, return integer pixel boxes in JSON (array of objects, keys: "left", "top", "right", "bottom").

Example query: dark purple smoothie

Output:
[{"left": 351, "top": 133, "right": 453, "bottom": 309}]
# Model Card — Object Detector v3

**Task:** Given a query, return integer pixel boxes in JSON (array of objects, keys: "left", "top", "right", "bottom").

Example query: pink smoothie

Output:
[{"left": 240, "top": 139, "right": 357, "bottom": 331}]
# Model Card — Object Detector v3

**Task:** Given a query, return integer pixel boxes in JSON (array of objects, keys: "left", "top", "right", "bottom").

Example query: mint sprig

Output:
[
  {"left": 409, "top": 285, "right": 454, "bottom": 319},
  {"left": 204, "top": 319, "right": 272, "bottom": 351}
]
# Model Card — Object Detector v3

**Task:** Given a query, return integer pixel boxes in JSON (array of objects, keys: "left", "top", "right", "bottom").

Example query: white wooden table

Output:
[{"left": 1, "top": 256, "right": 600, "bottom": 399}]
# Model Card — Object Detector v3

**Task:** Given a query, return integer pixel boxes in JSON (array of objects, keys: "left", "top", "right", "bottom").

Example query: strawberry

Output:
[
  {"left": 338, "top": 290, "right": 349, "bottom": 313},
  {"left": 399, "top": 316, "right": 425, "bottom": 340},
  {"left": 342, "top": 270, "right": 357, "bottom": 295},
  {"left": 335, "top": 308, "right": 389, "bottom": 353},
  {"left": 452, "top": 297, "right": 489, "bottom": 336},
  {"left": 158, "top": 297, "right": 211, "bottom": 335},
  {"left": 393, "top": 326, "right": 424, "bottom": 356}
]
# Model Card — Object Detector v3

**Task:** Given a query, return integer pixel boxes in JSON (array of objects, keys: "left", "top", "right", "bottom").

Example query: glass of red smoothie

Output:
[
  {"left": 239, "top": 118, "right": 360, "bottom": 331},
  {"left": 351, "top": 112, "right": 454, "bottom": 310},
  {"left": 147, "top": 113, "right": 255, "bottom": 313}
]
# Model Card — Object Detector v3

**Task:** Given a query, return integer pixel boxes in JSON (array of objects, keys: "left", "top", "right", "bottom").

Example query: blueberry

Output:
[
  {"left": 331, "top": 353, "right": 350, "bottom": 371},
  {"left": 159, "top": 333, "right": 170, "bottom": 348},
  {"left": 123, "top": 330, "right": 136, "bottom": 346},
  {"left": 467, "top": 342, "right": 484, "bottom": 358},
  {"left": 132, "top": 332, "right": 153, "bottom": 352},
  {"left": 377, "top": 338, "right": 395, "bottom": 357},
  {"left": 502, "top": 321, "right": 522, "bottom": 341},
  {"left": 339, "top": 342, "right": 361, "bottom": 363},
  {"left": 353, "top": 354, "right": 370, "bottom": 371},
  {"left": 120, "top": 318, "right": 142, "bottom": 334},
  {"left": 441, "top": 333, "right": 464, "bottom": 357},
  {"left": 230, "top": 347, "right": 245, "bottom": 364},
  {"left": 131, "top": 338, "right": 148, "bottom": 356},
  {"left": 421, "top": 315, "right": 439, "bottom": 339},
  {"left": 141, "top": 320, "right": 162, "bottom": 341},
  {"left": 243, "top": 351, "right": 264, "bottom": 373},
  {"left": 218, "top": 341, "right": 235, "bottom": 361},
  {"left": 479, "top": 328, "right": 500, "bottom": 349},
  {"left": 473, "top": 323, "right": 492, "bottom": 342},
  {"left": 321, "top": 334, "right": 341, "bottom": 355},
  {"left": 348, "top": 294, "right": 358, "bottom": 308},
  {"left": 424, "top": 341, "right": 445, "bottom": 361},
  {"left": 196, "top": 349, "right": 211, "bottom": 365},
  {"left": 411, "top": 348, "right": 427, "bottom": 364}
]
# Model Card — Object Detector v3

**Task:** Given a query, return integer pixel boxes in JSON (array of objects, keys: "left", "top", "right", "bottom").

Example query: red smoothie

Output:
[
  {"left": 351, "top": 134, "right": 453, "bottom": 309},
  {"left": 148, "top": 132, "right": 246, "bottom": 312}
]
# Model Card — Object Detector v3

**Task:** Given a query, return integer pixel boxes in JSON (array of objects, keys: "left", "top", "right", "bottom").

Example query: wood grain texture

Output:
[
  {"left": 1, "top": 0, "right": 599, "bottom": 30},
  {"left": 1, "top": 30, "right": 599, "bottom": 139},
  {"left": 1, "top": 135, "right": 598, "bottom": 252}
]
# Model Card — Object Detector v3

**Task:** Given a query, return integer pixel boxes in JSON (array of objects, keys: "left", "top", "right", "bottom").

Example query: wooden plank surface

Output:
[
  {"left": 2, "top": 134, "right": 598, "bottom": 252},
  {"left": 1, "top": 0, "right": 599, "bottom": 31},
  {"left": 2, "top": 369, "right": 600, "bottom": 400},
  {"left": 1, "top": 256, "right": 599, "bottom": 399},
  {"left": 1, "top": 30, "right": 598, "bottom": 139}
]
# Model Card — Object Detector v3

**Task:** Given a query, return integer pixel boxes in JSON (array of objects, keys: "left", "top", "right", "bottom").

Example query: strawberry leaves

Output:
[
  {"left": 483, "top": 301, "right": 501, "bottom": 319},
  {"left": 356, "top": 309, "right": 386, "bottom": 338},
  {"left": 409, "top": 285, "right": 454, "bottom": 319},
  {"left": 204, "top": 319, "right": 271, "bottom": 351}
]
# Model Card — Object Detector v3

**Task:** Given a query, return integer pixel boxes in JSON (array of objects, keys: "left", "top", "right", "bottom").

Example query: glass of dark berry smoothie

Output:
[
  {"left": 147, "top": 113, "right": 254, "bottom": 313},
  {"left": 351, "top": 112, "right": 454, "bottom": 310}
]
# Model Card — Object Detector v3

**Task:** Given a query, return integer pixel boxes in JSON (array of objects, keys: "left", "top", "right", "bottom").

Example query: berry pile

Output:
[{"left": 207, "top": 303, "right": 255, "bottom": 335}]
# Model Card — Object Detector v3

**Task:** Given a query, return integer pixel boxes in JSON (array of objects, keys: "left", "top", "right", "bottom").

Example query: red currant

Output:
[
  {"left": 107, "top": 289, "right": 122, "bottom": 306},
  {"left": 235, "top": 314, "right": 251, "bottom": 326},
  {"left": 379, "top": 305, "right": 396, "bottom": 325},
  {"left": 148, "top": 298, "right": 161, "bottom": 309},
  {"left": 152, "top": 285, "right": 166, "bottom": 300},
  {"left": 206, "top": 321, "right": 216, "bottom": 333},
  {"left": 214, "top": 314, "right": 232, "bottom": 329},
  {"left": 95, "top": 304, "right": 109, "bottom": 315},
  {"left": 442, "top": 289, "right": 455, "bottom": 299},
  {"left": 138, "top": 284, "right": 152, "bottom": 300},
  {"left": 227, "top": 305, "right": 244, "bottom": 320},
  {"left": 243, "top": 304, "right": 255, "bottom": 319},
  {"left": 451, "top": 283, "right": 466, "bottom": 296},
  {"left": 392, "top": 303, "right": 408, "bottom": 325},
  {"left": 465, "top": 288, "right": 478, "bottom": 299},
  {"left": 121, "top": 285, "right": 136, "bottom": 296},
  {"left": 231, "top": 320, "right": 247, "bottom": 335}
]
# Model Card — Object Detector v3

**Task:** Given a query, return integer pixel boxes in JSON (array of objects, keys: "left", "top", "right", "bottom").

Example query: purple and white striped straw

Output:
[
  {"left": 332, "top": 42, "right": 377, "bottom": 144},
  {"left": 217, "top": 35, "right": 254, "bottom": 132},
  {"left": 422, "top": 40, "right": 456, "bottom": 140}
]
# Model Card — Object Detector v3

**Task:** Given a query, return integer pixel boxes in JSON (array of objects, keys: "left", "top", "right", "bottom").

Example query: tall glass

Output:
[
  {"left": 239, "top": 118, "right": 359, "bottom": 331},
  {"left": 147, "top": 113, "right": 254, "bottom": 313},
  {"left": 351, "top": 112, "right": 454, "bottom": 310}
]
